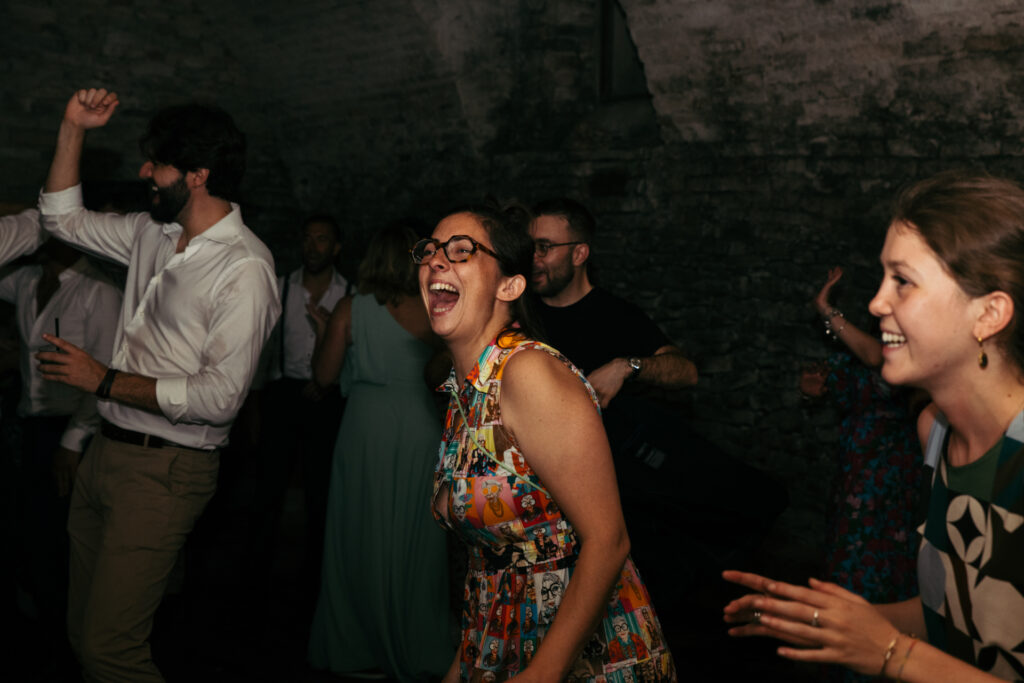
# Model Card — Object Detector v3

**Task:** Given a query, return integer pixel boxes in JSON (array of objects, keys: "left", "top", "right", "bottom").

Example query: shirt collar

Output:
[
  {"left": 435, "top": 341, "right": 492, "bottom": 395},
  {"left": 1007, "top": 409, "right": 1024, "bottom": 444},
  {"left": 435, "top": 331, "right": 528, "bottom": 395},
  {"left": 471, "top": 341, "right": 499, "bottom": 391},
  {"left": 56, "top": 256, "right": 90, "bottom": 283},
  {"left": 160, "top": 203, "right": 243, "bottom": 246}
]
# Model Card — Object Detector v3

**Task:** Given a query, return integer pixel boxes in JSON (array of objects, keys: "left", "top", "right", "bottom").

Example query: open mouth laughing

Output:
[{"left": 428, "top": 281, "right": 459, "bottom": 315}]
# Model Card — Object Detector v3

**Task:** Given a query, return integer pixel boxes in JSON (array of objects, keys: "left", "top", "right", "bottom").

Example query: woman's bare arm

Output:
[
  {"left": 501, "top": 349, "right": 630, "bottom": 681},
  {"left": 309, "top": 296, "right": 352, "bottom": 388}
]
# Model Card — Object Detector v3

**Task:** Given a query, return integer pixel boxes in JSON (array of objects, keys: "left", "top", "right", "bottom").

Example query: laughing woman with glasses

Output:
[
  {"left": 724, "top": 172, "right": 1024, "bottom": 682},
  {"left": 416, "top": 202, "right": 675, "bottom": 681}
]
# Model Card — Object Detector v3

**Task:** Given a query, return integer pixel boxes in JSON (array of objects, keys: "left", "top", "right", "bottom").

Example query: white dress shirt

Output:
[
  {"left": 268, "top": 268, "right": 349, "bottom": 381},
  {"left": 0, "top": 209, "right": 44, "bottom": 267},
  {"left": 0, "top": 257, "right": 122, "bottom": 451},
  {"left": 39, "top": 185, "right": 281, "bottom": 450}
]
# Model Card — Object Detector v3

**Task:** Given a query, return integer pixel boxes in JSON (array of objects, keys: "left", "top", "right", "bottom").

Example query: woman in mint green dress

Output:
[{"left": 307, "top": 223, "right": 454, "bottom": 681}]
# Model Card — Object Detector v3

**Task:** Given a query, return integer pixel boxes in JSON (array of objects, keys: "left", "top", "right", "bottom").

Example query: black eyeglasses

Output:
[
  {"left": 533, "top": 240, "right": 582, "bottom": 257},
  {"left": 410, "top": 235, "right": 499, "bottom": 264}
]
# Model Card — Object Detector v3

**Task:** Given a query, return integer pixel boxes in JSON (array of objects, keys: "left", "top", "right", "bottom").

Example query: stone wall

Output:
[
  {"left": 5, "top": 0, "right": 1024, "bottom": 570},
  {"left": 0, "top": 0, "right": 296, "bottom": 253}
]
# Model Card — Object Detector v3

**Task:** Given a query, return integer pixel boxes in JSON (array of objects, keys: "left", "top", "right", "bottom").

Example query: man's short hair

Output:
[
  {"left": 302, "top": 214, "right": 341, "bottom": 242},
  {"left": 139, "top": 103, "right": 246, "bottom": 201},
  {"left": 531, "top": 197, "right": 596, "bottom": 244}
]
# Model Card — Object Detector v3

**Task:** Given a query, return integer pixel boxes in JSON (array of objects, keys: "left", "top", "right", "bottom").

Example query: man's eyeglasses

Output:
[
  {"left": 410, "top": 235, "right": 499, "bottom": 264},
  {"left": 533, "top": 240, "right": 582, "bottom": 257}
]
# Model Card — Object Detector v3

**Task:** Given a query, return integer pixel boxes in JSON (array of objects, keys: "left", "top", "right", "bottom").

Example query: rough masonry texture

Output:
[{"left": 4, "top": 0, "right": 1024, "bottom": 574}]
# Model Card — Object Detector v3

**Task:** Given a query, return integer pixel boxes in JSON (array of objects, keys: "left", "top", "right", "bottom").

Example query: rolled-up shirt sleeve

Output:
[
  {"left": 0, "top": 209, "right": 43, "bottom": 267},
  {"left": 39, "top": 185, "right": 139, "bottom": 266},
  {"left": 155, "top": 257, "right": 281, "bottom": 426}
]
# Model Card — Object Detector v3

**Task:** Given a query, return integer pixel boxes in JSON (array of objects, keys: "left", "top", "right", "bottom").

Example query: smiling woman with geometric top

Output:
[{"left": 725, "top": 171, "right": 1024, "bottom": 682}]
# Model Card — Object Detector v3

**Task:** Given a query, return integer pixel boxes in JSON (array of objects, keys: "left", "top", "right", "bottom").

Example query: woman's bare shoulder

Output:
[
  {"left": 388, "top": 295, "right": 435, "bottom": 343},
  {"left": 501, "top": 346, "right": 589, "bottom": 411}
]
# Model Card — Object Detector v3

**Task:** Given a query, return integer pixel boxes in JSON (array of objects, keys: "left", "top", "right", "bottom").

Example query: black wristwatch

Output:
[{"left": 627, "top": 356, "right": 642, "bottom": 380}]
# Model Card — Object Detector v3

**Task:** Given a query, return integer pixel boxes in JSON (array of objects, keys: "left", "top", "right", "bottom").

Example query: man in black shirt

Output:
[
  {"left": 529, "top": 198, "right": 786, "bottom": 638},
  {"left": 530, "top": 198, "right": 697, "bottom": 407}
]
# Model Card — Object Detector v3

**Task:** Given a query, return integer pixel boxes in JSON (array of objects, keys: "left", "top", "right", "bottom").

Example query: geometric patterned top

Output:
[{"left": 919, "top": 409, "right": 1024, "bottom": 681}]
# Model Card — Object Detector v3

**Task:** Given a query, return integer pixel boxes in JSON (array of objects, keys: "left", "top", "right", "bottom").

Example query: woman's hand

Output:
[
  {"left": 723, "top": 570, "right": 901, "bottom": 676},
  {"left": 305, "top": 301, "right": 330, "bottom": 338},
  {"left": 814, "top": 266, "right": 844, "bottom": 316},
  {"left": 799, "top": 362, "right": 827, "bottom": 398}
]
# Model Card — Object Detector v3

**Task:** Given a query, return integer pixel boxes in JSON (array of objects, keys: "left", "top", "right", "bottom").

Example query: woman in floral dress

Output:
[
  {"left": 802, "top": 267, "right": 924, "bottom": 606},
  {"left": 413, "top": 202, "right": 674, "bottom": 682}
]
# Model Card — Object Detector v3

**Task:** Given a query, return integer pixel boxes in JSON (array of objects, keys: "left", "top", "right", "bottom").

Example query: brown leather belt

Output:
[{"left": 100, "top": 419, "right": 209, "bottom": 452}]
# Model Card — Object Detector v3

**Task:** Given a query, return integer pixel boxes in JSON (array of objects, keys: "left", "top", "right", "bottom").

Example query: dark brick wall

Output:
[
  {"left": 0, "top": 0, "right": 298, "bottom": 258},
  {"left": 5, "top": 0, "right": 1024, "bottom": 570}
]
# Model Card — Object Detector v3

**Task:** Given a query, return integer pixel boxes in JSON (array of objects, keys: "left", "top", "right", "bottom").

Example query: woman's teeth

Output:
[
  {"left": 428, "top": 282, "right": 459, "bottom": 313},
  {"left": 881, "top": 331, "right": 906, "bottom": 347},
  {"left": 429, "top": 283, "right": 458, "bottom": 294}
]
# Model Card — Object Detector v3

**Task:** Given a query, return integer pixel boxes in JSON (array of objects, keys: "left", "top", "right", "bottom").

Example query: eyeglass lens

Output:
[{"left": 412, "top": 236, "right": 477, "bottom": 263}]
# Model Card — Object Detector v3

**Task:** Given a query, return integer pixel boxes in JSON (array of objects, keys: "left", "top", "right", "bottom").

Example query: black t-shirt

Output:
[{"left": 535, "top": 287, "right": 671, "bottom": 375}]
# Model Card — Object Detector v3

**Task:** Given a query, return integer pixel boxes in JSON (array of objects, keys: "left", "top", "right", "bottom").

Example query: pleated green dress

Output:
[{"left": 308, "top": 293, "right": 454, "bottom": 680}]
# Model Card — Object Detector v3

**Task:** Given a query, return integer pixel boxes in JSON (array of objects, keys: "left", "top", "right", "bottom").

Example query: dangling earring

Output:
[{"left": 978, "top": 336, "right": 988, "bottom": 369}]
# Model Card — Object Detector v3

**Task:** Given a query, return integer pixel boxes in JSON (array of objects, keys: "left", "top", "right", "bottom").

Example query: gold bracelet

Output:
[
  {"left": 896, "top": 638, "right": 917, "bottom": 682},
  {"left": 880, "top": 634, "right": 899, "bottom": 677}
]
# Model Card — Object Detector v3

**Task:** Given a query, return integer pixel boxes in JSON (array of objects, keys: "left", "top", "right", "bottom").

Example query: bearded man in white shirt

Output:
[{"left": 35, "top": 88, "right": 280, "bottom": 682}]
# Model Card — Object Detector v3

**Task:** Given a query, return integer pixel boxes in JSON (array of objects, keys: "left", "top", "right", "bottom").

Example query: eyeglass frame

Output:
[
  {"left": 410, "top": 234, "right": 499, "bottom": 264},
  {"left": 533, "top": 240, "right": 583, "bottom": 257}
]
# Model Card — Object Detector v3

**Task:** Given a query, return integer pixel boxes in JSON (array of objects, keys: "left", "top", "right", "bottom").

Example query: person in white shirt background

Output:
[
  {"left": 0, "top": 207, "right": 44, "bottom": 267},
  {"left": 35, "top": 87, "right": 280, "bottom": 682},
  {"left": 0, "top": 231, "right": 122, "bottom": 678},
  {"left": 256, "top": 213, "right": 350, "bottom": 614}
]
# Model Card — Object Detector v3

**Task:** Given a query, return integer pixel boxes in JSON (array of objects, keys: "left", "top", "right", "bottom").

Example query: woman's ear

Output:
[
  {"left": 974, "top": 290, "right": 1015, "bottom": 341},
  {"left": 497, "top": 274, "right": 526, "bottom": 302}
]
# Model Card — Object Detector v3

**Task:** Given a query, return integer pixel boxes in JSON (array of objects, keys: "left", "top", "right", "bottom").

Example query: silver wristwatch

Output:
[{"left": 627, "top": 356, "right": 642, "bottom": 380}]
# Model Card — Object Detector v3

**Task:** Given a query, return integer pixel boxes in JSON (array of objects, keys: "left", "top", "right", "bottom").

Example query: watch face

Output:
[{"left": 628, "top": 357, "right": 641, "bottom": 375}]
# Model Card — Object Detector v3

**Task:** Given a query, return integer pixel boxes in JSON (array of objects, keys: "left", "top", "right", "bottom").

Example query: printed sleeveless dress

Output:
[{"left": 431, "top": 335, "right": 675, "bottom": 682}]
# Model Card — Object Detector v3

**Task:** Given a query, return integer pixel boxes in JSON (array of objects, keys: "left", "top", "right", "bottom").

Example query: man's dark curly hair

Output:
[{"left": 139, "top": 103, "right": 246, "bottom": 201}]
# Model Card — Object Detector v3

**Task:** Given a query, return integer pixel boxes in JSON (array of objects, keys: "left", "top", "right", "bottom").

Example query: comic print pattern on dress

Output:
[{"left": 431, "top": 335, "right": 676, "bottom": 682}]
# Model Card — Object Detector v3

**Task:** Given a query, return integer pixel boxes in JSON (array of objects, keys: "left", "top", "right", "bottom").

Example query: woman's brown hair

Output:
[{"left": 357, "top": 222, "right": 420, "bottom": 306}]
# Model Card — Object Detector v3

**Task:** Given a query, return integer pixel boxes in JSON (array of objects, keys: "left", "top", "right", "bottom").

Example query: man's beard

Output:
[
  {"left": 531, "top": 262, "right": 574, "bottom": 297},
  {"left": 148, "top": 176, "right": 190, "bottom": 224},
  {"left": 302, "top": 251, "right": 335, "bottom": 275}
]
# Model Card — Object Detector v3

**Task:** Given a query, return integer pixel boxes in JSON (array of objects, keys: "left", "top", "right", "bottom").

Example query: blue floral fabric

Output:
[{"left": 824, "top": 352, "right": 922, "bottom": 603}]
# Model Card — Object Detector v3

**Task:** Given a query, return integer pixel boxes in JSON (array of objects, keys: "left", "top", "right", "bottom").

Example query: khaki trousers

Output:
[{"left": 67, "top": 433, "right": 218, "bottom": 682}]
